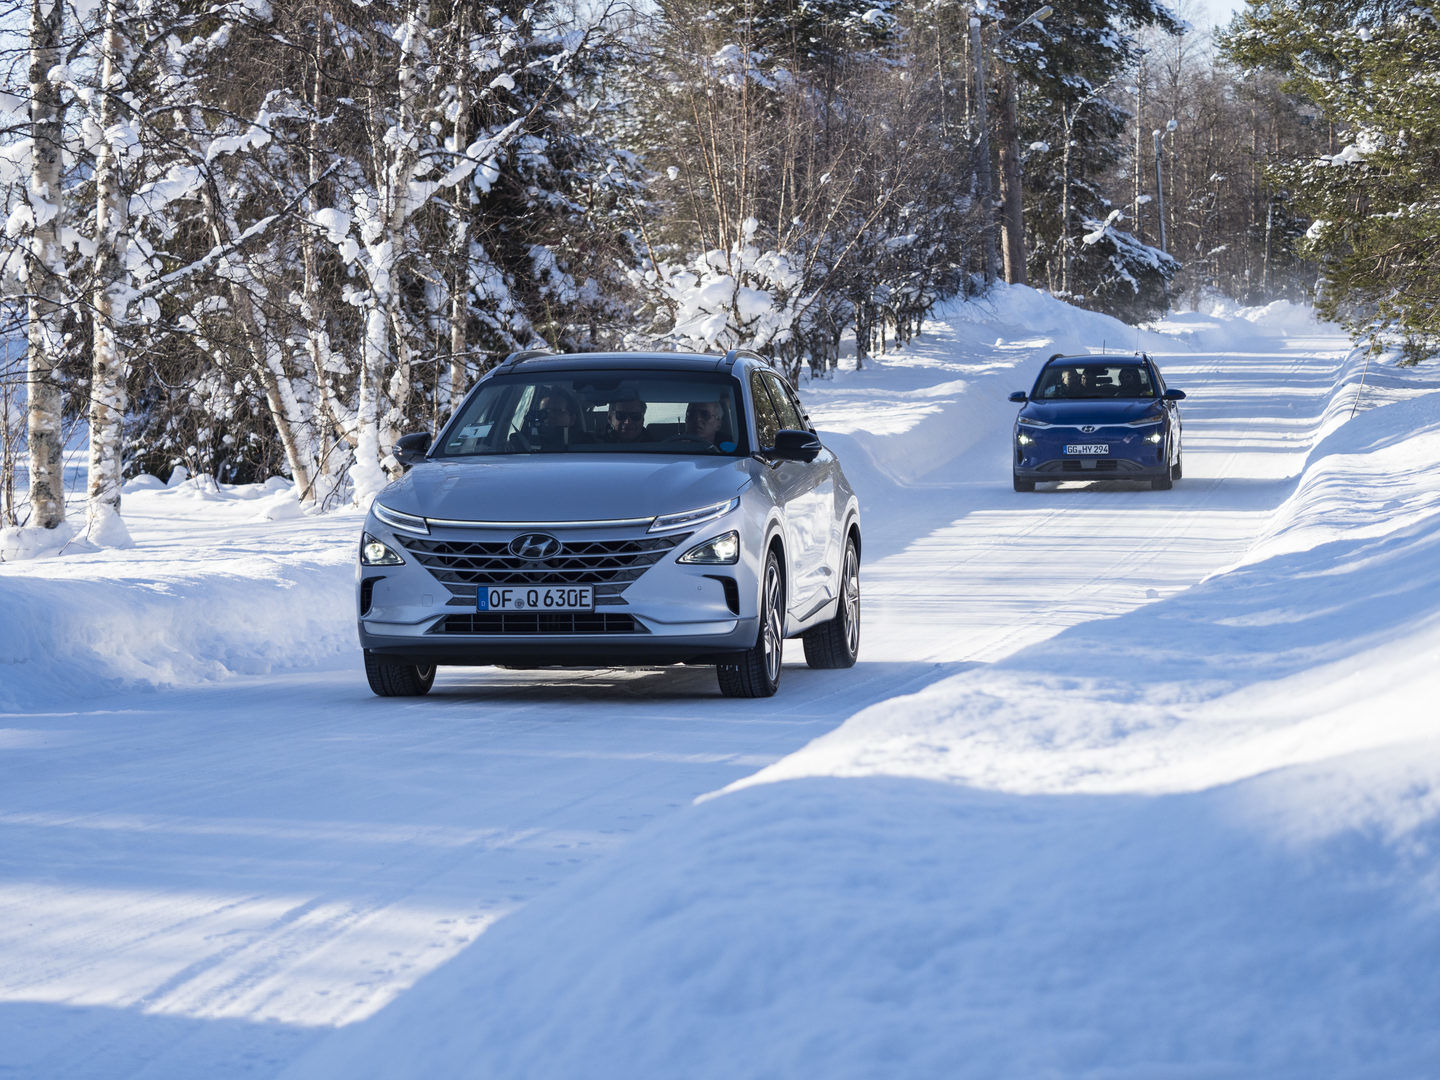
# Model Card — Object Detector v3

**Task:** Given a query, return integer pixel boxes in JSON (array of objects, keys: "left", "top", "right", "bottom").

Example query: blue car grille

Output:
[{"left": 399, "top": 532, "right": 693, "bottom": 604}]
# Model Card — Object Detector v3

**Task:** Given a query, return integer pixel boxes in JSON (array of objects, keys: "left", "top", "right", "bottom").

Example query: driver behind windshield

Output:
[{"left": 535, "top": 387, "right": 580, "bottom": 443}]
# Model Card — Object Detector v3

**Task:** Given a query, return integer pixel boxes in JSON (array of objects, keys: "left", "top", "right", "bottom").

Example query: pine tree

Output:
[
  {"left": 997, "top": 0, "right": 1182, "bottom": 317},
  {"left": 1223, "top": 0, "right": 1440, "bottom": 361}
]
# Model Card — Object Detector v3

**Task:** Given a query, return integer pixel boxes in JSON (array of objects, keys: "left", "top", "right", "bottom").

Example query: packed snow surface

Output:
[{"left": 2, "top": 285, "right": 1437, "bottom": 1078}]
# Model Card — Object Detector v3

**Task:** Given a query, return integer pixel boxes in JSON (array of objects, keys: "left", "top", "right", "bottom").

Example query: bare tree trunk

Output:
[
  {"left": 25, "top": 0, "right": 66, "bottom": 529},
  {"left": 87, "top": 0, "right": 132, "bottom": 543},
  {"left": 300, "top": 8, "right": 348, "bottom": 504},
  {"left": 1060, "top": 112, "right": 1074, "bottom": 296},
  {"left": 351, "top": 0, "right": 431, "bottom": 504},
  {"left": 448, "top": 18, "right": 472, "bottom": 418},
  {"left": 970, "top": 16, "right": 997, "bottom": 285},
  {"left": 1132, "top": 62, "right": 1144, "bottom": 244},
  {"left": 996, "top": 61, "right": 1026, "bottom": 286},
  {"left": 195, "top": 173, "right": 317, "bottom": 501}
]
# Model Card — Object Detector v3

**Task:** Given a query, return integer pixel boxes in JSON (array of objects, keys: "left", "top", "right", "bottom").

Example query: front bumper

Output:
[
  {"left": 1014, "top": 424, "right": 1170, "bottom": 481},
  {"left": 356, "top": 513, "right": 761, "bottom": 668}
]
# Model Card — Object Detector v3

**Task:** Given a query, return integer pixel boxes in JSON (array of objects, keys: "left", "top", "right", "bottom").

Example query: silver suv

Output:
[{"left": 357, "top": 349, "right": 862, "bottom": 698}]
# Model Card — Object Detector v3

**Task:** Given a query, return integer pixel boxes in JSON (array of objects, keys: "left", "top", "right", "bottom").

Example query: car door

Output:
[
  {"left": 751, "top": 369, "right": 834, "bottom": 622},
  {"left": 1149, "top": 359, "right": 1182, "bottom": 462}
]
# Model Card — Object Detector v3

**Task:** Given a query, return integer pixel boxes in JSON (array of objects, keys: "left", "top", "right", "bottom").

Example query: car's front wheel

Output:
[
  {"left": 1013, "top": 473, "right": 1036, "bottom": 492},
  {"left": 803, "top": 537, "right": 860, "bottom": 669},
  {"left": 717, "top": 549, "right": 784, "bottom": 698},
  {"left": 364, "top": 650, "right": 436, "bottom": 697}
]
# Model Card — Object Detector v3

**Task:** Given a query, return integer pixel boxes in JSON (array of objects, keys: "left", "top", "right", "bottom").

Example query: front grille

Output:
[
  {"left": 433, "top": 612, "right": 645, "bottom": 635},
  {"left": 401, "top": 531, "right": 693, "bottom": 604},
  {"left": 1061, "top": 459, "right": 1120, "bottom": 472}
]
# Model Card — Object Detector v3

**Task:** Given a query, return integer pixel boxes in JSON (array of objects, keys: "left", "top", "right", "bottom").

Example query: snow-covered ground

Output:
[{"left": 3, "top": 286, "right": 1438, "bottom": 1078}]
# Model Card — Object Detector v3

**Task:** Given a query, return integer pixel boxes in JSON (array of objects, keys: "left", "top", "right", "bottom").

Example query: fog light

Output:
[
  {"left": 360, "top": 533, "right": 404, "bottom": 566},
  {"left": 1146, "top": 433, "right": 1163, "bottom": 444},
  {"left": 1017, "top": 433, "right": 1034, "bottom": 445}
]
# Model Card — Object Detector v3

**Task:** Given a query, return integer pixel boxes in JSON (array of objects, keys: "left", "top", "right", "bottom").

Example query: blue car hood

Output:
[
  {"left": 1019, "top": 399, "right": 1165, "bottom": 424},
  {"left": 374, "top": 455, "right": 754, "bottom": 523}
]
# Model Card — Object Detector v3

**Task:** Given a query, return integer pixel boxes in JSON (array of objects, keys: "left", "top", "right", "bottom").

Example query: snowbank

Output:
[
  {"left": 0, "top": 480, "right": 358, "bottom": 711},
  {"left": 285, "top": 300, "right": 1440, "bottom": 1080}
]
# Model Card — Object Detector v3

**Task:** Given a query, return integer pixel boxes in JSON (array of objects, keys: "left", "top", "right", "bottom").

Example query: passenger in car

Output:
[
  {"left": 602, "top": 395, "right": 651, "bottom": 443},
  {"left": 685, "top": 400, "right": 725, "bottom": 444}
]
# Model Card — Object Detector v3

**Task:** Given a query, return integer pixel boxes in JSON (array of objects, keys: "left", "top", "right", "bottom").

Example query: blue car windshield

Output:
[
  {"left": 436, "top": 371, "right": 749, "bottom": 457},
  {"left": 1035, "top": 363, "right": 1156, "bottom": 400}
]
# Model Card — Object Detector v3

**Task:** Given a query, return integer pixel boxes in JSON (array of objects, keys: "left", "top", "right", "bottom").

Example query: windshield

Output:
[
  {"left": 1034, "top": 362, "right": 1156, "bottom": 400},
  {"left": 436, "top": 371, "right": 748, "bottom": 457}
]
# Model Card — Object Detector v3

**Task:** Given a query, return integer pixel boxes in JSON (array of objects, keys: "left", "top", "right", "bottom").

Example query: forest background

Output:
[{"left": 0, "top": 0, "right": 1433, "bottom": 543}]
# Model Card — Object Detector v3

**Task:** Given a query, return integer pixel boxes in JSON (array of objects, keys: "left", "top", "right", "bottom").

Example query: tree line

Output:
[{"left": 1, "top": 0, "right": 1433, "bottom": 539}]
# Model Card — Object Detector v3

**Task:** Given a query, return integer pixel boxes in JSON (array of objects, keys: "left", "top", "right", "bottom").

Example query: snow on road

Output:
[{"left": 3, "top": 287, "right": 1437, "bottom": 1078}]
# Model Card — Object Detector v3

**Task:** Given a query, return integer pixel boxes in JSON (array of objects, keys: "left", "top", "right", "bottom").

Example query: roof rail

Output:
[
  {"left": 500, "top": 348, "right": 554, "bottom": 369},
  {"left": 721, "top": 348, "right": 764, "bottom": 370}
]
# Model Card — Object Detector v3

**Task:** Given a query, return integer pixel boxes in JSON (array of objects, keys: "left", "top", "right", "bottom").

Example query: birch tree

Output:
[
  {"left": 85, "top": 0, "right": 134, "bottom": 545},
  {"left": 24, "top": 0, "right": 67, "bottom": 530}
]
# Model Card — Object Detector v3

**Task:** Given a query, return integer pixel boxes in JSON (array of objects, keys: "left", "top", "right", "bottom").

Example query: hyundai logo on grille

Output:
[
  {"left": 1080, "top": 425, "right": 1099, "bottom": 434},
  {"left": 509, "top": 533, "right": 563, "bottom": 560}
]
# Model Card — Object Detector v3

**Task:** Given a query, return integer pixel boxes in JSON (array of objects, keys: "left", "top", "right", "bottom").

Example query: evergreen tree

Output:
[
  {"left": 993, "top": 0, "right": 1181, "bottom": 317},
  {"left": 1223, "top": 0, "right": 1440, "bottom": 361}
]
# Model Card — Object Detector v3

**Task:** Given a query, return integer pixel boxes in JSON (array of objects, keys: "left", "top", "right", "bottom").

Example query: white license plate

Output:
[
  {"left": 1064, "top": 444, "right": 1109, "bottom": 455},
  {"left": 478, "top": 585, "right": 594, "bottom": 612}
]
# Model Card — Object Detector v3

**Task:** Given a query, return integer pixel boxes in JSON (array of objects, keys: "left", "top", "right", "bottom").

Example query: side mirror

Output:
[
  {"left": 1008, "top": 391, "right": 1028, "bottom": 403},
  {"left": 392, "top": 431, "right": 433, "bottom": 468},
  {"left": 769, "top": 428, "right": 822, "bottom": 463},
  {"left": 1163, "top": 389, "right": 1187, "bottom": 401}
]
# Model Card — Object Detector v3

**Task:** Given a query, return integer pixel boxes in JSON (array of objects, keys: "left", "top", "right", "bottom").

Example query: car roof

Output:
[
  {"left": 488, "top": 349, "right": 771, "bottom": 377},
  {"left": 1042, "top": 353, "right": 1153, "bottom": 368}
]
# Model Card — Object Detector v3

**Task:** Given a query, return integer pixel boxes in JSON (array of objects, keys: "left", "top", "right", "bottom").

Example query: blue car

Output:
[{"left": 1008, "top": 353, "right": 1185, "bottom": 491}]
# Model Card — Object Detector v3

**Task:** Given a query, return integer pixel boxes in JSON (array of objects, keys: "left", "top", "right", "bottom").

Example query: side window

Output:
[
  {"left": 764, "top": 372, "right": 805, "bottom": 431},
  {"left": 750, "top": 371, "right": 781, "bottom": 448}
]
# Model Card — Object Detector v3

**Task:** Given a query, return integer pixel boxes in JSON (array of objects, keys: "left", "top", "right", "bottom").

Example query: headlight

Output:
[
  {"left": 1016, "top": 432, "right": 1034, "bottom": 445},
  {"left": 678, "top": 531, "right": 740, "bottom": 565},
  {"left": 373, "top": 501, "right": 429, "bottom": 534},
  {"left": 1016, "top": 416, "right": 1050, "bottom": 428},
  {"left": 650, "top": 497, "right": 740, "bottom": 533},
  {"left": 360, "top": 533, "right": 405, "bottom": 566},
  {"left": 1125, "top": 414, "right": 1164, "bottom": 427},
  {"left": 1146, "top": 432, "right": 1164, "bottom": 444}
]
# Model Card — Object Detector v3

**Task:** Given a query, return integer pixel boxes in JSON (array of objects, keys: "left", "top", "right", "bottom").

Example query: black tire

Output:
[
  {"left": 1171, "top": 453, "right": 1183, "bottom": 480},
  {"left": 364, "top": 650, "right": 436, "bottom": 697},
  {"left": 803, "top": 537, "right": 860, "bottom": 669},
  {"left": 717, "top": 549, "right": 784, "bottom": 698},
  {"left": 1013, "top": 474, "right": 1036, "bottom": 492},
  {"left": 1151, "top": 474, "right": 1173, "bottom": 490}
]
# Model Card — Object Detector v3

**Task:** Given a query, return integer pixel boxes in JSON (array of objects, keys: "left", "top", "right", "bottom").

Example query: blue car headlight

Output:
[{"left": 1017, "top": 416, "right": 1051, "bottom": 428}]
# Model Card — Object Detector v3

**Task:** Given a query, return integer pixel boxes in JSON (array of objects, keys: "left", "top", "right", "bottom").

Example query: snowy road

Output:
[{"left": 0, "top": 298, "right": 1381, "bottom": 1078}]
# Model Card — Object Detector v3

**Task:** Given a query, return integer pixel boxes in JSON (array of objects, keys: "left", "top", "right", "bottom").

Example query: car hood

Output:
[
  {"left": 1019, "top": 399, "right": 1166, "bottom": 425},
  {"left": 374, "top": 455, "right": 755, "bottom": 523}
]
